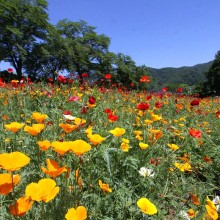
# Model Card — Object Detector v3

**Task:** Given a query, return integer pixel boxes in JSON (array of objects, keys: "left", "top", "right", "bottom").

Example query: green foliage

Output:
[
  {"left": 148, "top": 61, "right": 213, "bottom": 91},
  {"left": 0, "top": 0, "right": 50, "bottom": 79},
  {"left": 203, "top": 50, "right": 220, "bottom": 96}
]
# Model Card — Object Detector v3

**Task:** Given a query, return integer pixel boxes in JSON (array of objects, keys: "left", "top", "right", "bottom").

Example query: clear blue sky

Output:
[{"left": 1, "top": 0, "right": 220, "bottom": 70}]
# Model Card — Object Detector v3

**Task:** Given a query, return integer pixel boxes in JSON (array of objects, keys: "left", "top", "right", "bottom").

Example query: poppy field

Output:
[{"left": 0, "top": 78, "right": 220, "bottom": 220}]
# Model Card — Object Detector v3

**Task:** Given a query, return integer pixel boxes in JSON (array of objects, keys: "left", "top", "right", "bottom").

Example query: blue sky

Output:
[{"left": 1, "top": 0, "right": 220, "bottom": 70}]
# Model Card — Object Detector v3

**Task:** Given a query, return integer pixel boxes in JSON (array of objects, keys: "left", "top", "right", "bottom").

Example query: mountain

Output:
[{"left": 148, "top": 61, "right": 213, "bottom": 90}]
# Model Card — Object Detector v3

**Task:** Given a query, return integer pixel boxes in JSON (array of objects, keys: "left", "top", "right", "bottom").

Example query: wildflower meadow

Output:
[{"left": 0, "top": 76, "right": 219, "bottom": 220}]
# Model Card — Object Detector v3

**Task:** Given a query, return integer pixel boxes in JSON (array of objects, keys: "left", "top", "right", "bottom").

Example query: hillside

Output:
[{"left": 148, "top": 61, "right": 213, "bottom": 90}]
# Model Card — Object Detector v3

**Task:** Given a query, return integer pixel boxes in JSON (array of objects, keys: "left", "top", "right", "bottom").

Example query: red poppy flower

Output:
[
  {"left": 7, "top": 68, "right": 13, "bottom": 73},
  {"left": 130, "top": 83, "right": 135, "bottom": 87},
  {"left": 146, "top": 95, "right": 152, "bottom": 101},
  {"left": 177, "top": 87, "right": 183, "bottom": 93},
  {"left": 140, "top": 76, "right": 150, "bottom": 83},
  {"left": 161, "top": 87, "right": 168, "bottom": 92},
  {"left": 104, "top": 109, "right": 112, "bottom": 114},
  {"left": 89, "top": 96, "right": 96, "bottom": 105},
  {"left": 108, "top": 114, "right": 118, "bottom": 122},
  {"left": 68, "top": 78, "right": 74, "bottom": 84},
  {"left": 105, "top": 74, "right": 112, "bottom": 79},
  {"left": 81, "top": 106, "right": 89, "bottom": 114},
  {"left": 215, "top": 111, "right": 220, "bottom": 118},
  {"left": 82, "top": 73, "right": 88, "bottom": 77},
  {"left": 190, "top": 100, "right": 200, "bottom": 106},
  {"left": 63, "top": 110, "right": 72, "bottom": 115},
  {"left": 155, "top": 102, "right": 163, "bottom": 108},
  {"left": 189, "top": 128, "right": 202, "bottom": 138},
  {"left": 58, "top": 75, "right": 67, "bottom": 83},
  {"left": 136, "top": 102, "right": 150, "bottom": 111}
]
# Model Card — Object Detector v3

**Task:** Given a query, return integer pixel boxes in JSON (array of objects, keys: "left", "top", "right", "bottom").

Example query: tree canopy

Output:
[{"left": 203, "top": 50, "right": 220, "bottom": 96}]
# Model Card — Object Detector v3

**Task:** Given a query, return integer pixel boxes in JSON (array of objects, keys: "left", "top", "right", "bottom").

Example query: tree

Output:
[
  {"left": 112, "top": 53, "right": 137, "bottom": 87},
  {"left": 24, "top": 25, "right": 70, "bottom": 81},
  {"left": 203, "top": 51, "right": 220, "bottom": 96},
  {"left": 56, "top": 19, "right": 111, "bottom": 82},
  {"left": 0, "top": 0, "right": 50, "bottom": 79}
]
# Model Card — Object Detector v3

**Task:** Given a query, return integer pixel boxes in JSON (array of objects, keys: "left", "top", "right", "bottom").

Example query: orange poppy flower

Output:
[
  {"left": 98, "top": 180, "right": 112, "bottom": 193},
  {"left": 0, "top": 173, "right": 20, "bottom": 195},
  {"left": 190, "top": 193, "right": 200, "bottom": 206},
  {"left": 59, "top": 123, "right": 77, "bottom": 133},
  {"left": 0, "top": 151, "right": 30, "bottom": 172},
  {"left": 75, "top": 168, "right": 83, "bottom": 189},
  {"left": 4, "top": 122, "right": 24, "bottom": 133},
  {"left": 9, "top": 196, "right": 34, "bottom": 217},
  {"left": 51, "top": 141, "right": 70, "bottom": 155},
  {"left": 37, "top": 140, "right": 51, "bottom": 151},
  {"left": 24, "top": 124, "right": 45, "bottom": 136},
  {"left": 25, "top": 178, "right": 59, "bottom": 202},
  {"left": 69, "top": 140, "right": 91, "bottom": 156},
  {"left": 32, "top": 112, "right": 48, "bottom": 123},
  {"left": 41, "top": 159, "right": 68, "bottom": 178},
  {"left": 65, "top": 206, "right": 87, "bottom": 220}
]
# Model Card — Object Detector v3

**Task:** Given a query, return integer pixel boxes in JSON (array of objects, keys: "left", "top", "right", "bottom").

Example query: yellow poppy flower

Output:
[
  {"left": 25, "top": 178, "right": 59, "bottom": 203},
  {"left": 32, "top": 112, "right": 48, "bottom": 123},
  {"left": 139, "top": 142, "right": 149, "bottom": 150},
  {"left": 4, "top": 122, "right": 24, "bottom": 133},
  {"left": 151, "top": 113, "right": 162, "bottom": 122},
  {"left": 65, "top": 206, "right": 87, "bottom": 220},
  {"left": 98, "top": 180, "right": 112, "bottom": 193},
  {"left": 24, "top": 124, "right": 45, "bottom": 136},
  {"left": 109, "top": 127, "right": 126, "bottom": 137},
  {"left": 137, "top": 197, "right": 157, "bottom": 215},
  {"left": 174, "top": 162, "right": 192, "bottom": 172},
  {"left": 0, "top": 151, "right": 30, "bottom": 172},
  {"left": 74, "top": 118, "right": 86, "bottom": 126},
  {"left": 187, "top": 208, "right": 198, "bottom": 218},
  {"left": 205, "top": 197, "right": 218, "bottom": 220},
  {"left": 0, "top": 173, "right": 20, "bottom": 195},
  {"left": 167, "top": 143, "right": 180, "bottom": 151},
  {"left": 88, "top": 134, "right": 105, "bottom": 146}
]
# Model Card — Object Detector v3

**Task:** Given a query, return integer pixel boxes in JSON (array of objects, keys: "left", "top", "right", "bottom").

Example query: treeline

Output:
[
  {"left": 0, "top": 0, "right": 150, "bottom": 89},
  {"left": 0, "top": 0, "right": 219, "bottom": 95}
]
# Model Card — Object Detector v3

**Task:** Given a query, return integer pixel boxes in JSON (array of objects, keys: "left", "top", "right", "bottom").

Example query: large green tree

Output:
[
  {"left": 204, "top": 51, "right": 220, "bottom": 95},
  {"left": 0, "top": 0, "right": 49, "bottom": 79},
  {"left": 56, "top": 19, "right": 111, "bottom": 82},
  {"left": 24, "top": 25, "right": 70, "bottom": 80}
]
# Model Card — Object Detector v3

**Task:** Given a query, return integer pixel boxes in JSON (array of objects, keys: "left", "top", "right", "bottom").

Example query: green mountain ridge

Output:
[{"left": 148, "top": 61, "right": 213, "bottom": 89}]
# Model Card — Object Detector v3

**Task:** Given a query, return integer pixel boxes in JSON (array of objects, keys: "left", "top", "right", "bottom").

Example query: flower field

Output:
[{"left": 0, "top": 79, "right": 220, "bottom": 219}]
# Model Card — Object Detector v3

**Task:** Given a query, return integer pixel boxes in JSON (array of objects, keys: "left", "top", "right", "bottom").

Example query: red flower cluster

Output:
[
  {"left": 190, "top": 99, "right": 200, "bottom": 106},
  {"left": 136, "top": 102, "right": 150, "bottom": 111},
  {"left": 189, "top": 128, "right": 202, "bottom": 138},
  {"left": 140, "top": 76, "right": 150, "bottom": 83},
  {"left": 104, "top": 108, "right": 118, "bottom": 122},
  {"left": 58, "top": 75, "right": 67, "bottom": 83}
]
